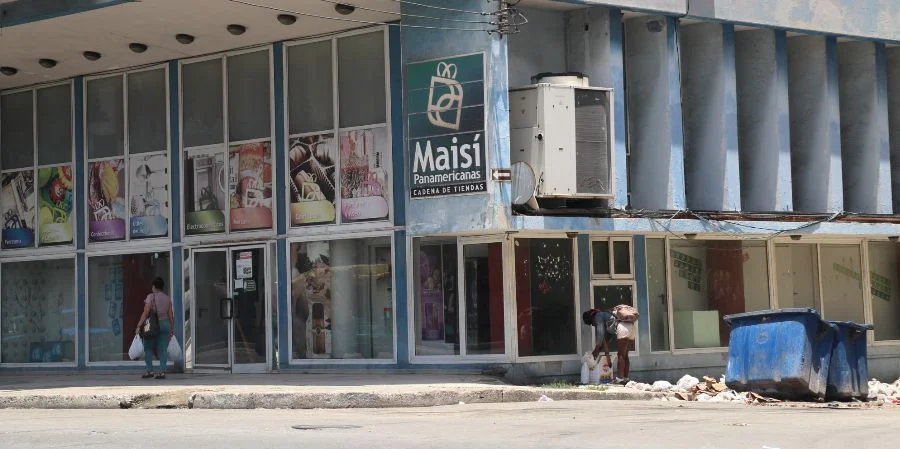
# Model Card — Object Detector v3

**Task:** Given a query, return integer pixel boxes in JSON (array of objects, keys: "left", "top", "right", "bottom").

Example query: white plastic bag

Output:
[
  {"left": 167, "top": 337, "right": 183, "bottom": 361},
  {"left": 581, "top": 352, "right": 597, "bottom": 384},
  {"left": 128, "top": 336, "right": 144, "bottom": 360},
  {"left": 598, "top": 358, "right": 614, "bottom": 384}
]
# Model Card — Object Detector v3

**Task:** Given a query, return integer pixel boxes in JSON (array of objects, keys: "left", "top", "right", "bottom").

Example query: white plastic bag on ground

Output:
[
  {"left": 651, "top": 380, "right": 674, "bottom": 392},
  {"left": 581, "top": 353, "right": 597, "bottom": 384},
  {"left": 676, "top": 375, "right": 700, "bottom": 391},
  {"left": 128, "top": 336, "right": 144, "bottom": 360},
  {"left": 167, "top": 337, "right": 183, "bottom": 361}
]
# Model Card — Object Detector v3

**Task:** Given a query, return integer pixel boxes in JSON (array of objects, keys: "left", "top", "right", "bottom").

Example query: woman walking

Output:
[{"left": 136, "top": 277, "right": 175, "bottom": 379}]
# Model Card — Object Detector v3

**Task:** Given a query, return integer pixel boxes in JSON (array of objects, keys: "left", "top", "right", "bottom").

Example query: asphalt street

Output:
[{"left": 0, "top": 400, "right": 896, "bottom": 449}]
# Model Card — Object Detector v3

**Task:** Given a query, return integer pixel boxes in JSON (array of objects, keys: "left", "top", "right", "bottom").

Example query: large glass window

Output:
[
  {"left": 670, "top": 240, "right": 770, "bottom": 349},
  {"left": 286, "top": 31, "right": 390, "bottom": 227},
  {"left": 774, "top": 243, "right": 864, "bottom": 323},
  {"left": 868, "top": 242, "right": 900, "bottom": 341},
  {"left": 1, "top": 259, "right": 77, "bottom": 363},
  {"left": 646, "top": 238, "right": 670, "bottom": 352},
  {"left": 182, "top": 50, "right": 273, "bottom": 236},
  {"left": 1, "top": 84, "right": 74, "bottom": 249},
  {"left": 289, "top": 237, "right": 393, "bottom": 360},
  {"left": 87, "top": 252, "right": 170, "bottom": 362},
  {"left": 86, "top": 68, "right": 169, "bottom": 243},
  {"left": 515, "top": 238, "right": 577, "bottom": 357}
]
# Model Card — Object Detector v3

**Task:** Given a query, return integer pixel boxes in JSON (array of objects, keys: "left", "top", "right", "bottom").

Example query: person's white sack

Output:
[
  {"left": 581, "top": 352, "right": 598, "bottom": 384},
  {"left": 167, "top": 337, "right": 183, "bottom": 361},
  {"left": 128, "top": 335, "right": 144, "bottom": 360}
]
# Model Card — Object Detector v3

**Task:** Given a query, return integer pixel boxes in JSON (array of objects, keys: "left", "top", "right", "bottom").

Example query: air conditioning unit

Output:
[{"left": 509, "top": 75, "right": 614, "bottom": 200}]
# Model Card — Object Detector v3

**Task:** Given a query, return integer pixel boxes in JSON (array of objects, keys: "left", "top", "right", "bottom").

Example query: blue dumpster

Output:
[
  {"left": 723, "top": 308, "right": 836, "bottom": 400},
  {"left": 826, "top": 321, "right": 874, "bottom": 401}
]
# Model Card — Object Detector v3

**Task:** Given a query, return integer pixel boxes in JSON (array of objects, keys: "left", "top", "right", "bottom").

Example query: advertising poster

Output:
[
  {"left": 1, "top": 170, "right": 36, "bottom": 249},
  {"left": 88, "top": 159, "right": 127, "bottom": 242},
  {"left": 184, "top": 147, "right": 226, "bottom": 235},
  {"left": 340, "top": 128, "right": 389, "bottom": 222},
  {"left": 289, "top": 134, "right": 336, "bottom": 226},
  {"left": 38, "top": 165, "right": 74, "bottom": 245},
  {"left": 129, "top": 153, "right": 169, "bottom": 238},
  {"left": 229, "top": 142, "right": 273, "bottom": 231},
  {"left": 290, "top": 241, "right": 333, "bottom": 358},
  {"left": 419, "top": 246, "right": 444, "bottom": 341}
]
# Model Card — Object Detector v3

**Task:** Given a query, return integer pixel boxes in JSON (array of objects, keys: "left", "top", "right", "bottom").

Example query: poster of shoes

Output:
[
  {"left": 340, "top": 127, "right": 389, "bottom": 222},
  {"left": 289, "top": 134, "right": 336, "bottom": 226},
  {"left": 1, "top": 170, "right": 36, "bottom": 249},
  {"left": 88, "top": 159, "right": 127, "bottom": 242},
  {"left": 184, "top": 147, "right": 226, "bottom": 235},
  {"left": 129, "top": 153, "right": 169, "bottom": 238},
  {"left": 38, "top": 165, "right": 74, "bottom": 246},
  {"left": 228, "top": 142, "right": 273, "bottom": 231}
]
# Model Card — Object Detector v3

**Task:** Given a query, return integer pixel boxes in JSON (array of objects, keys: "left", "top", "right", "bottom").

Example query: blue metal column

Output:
[
  {"left": 577, "top": 235, "right": 592, "bottom": 352},
  {"left": 74, "top": 76, "right": 87, "bottom": 369},
  {"left": 273, "top": 42, "right": 290, "bottom": 369},
  {"left": 393, "top": 230, "right": 409, "bottom": 367},
  {"left": 632, "top": 236, "right": 650, "bottom": 355},
  {"left": 167, "top": 61, "right": 184, "bottom": 370}
]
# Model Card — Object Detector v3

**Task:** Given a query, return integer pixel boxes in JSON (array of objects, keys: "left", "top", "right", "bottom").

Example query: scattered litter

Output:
[
  {"left": 651, "top": 381, "right": 673, "bottom": 392},
  {"left": 730, "top": 423, "right": 750, "bottom": 427},
  {"left": 538, "top": 395, "right": 554, "bottom": 402},
  {"left": 458, "top": 401, "right": 466, "bottom": 405},
  {"left": 761, "top": 446, "right": 780, "bottom": 449},
  {"left": 676, "top": 375, "right": 700, "bottom": 391}
]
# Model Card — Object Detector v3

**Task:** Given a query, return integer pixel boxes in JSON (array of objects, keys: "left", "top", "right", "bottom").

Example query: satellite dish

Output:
[{"left": 511, "top": 161, "right": 537, "bottom": 207}]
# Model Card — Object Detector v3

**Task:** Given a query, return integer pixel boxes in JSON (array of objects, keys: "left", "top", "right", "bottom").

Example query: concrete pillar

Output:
[
  {"left": 680, "top": 23, "right": 741, "bottom": 211},
  {"left": 735, "top": 29, "right": 793, "bottom": 212},
  {"left": 330, "top": 239, "right": 356, "bottom": 358},
  {"left": 565, "top": 8, "right": 628, "bottom": 208},
  {"left": 837, "top": 42, "right": 892, "bottom": 214},
  {"left": 886, "top": 47, "right": 900, "bottom": 214},
  {"left": 787, "top": 36, "right": 843, "bottom": 213},
  {"left": 624, "top": 16, "right": 686, "bottom": 210}
]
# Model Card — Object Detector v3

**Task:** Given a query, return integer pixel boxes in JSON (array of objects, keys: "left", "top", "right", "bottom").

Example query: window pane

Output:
[
  {"left": 414, "top": 240, "right": 459, "bottom": 356},
  {"left": 515, "top": 238, "right": 576, "bottom": 356},
  {"left": 613, "top": 240, "right": 631, "bottom": 275},
  {"left": 819, "top": 244, "right": 864, "bottom": 323},
  {"left": 775, "top": 243, "right": 819, "bottom": 310},
  {"left": 670, "top": 240, "right": 770, "bottom": 349},
  {"left": 592, "top": 240, "right": 610, "bottom": 276},
  {"left": 88, "top": 252, "right": 170, "bottom": 362},
  {"left": 289, "top": 133, "right": 337, "bottom": 226},
  {"left": 646, "top": 238, "right": 670, "bottom": 351},
  {"left": 37, "top": 165, "right": 75, "bottom": 246},
  {"left": 1, "top": 91, "right": 34, "bottom": 170},
  {"left": 1, "top": 170, "right": 36, "bottom": 249},
  {"left": 288, "top": 41, "right": 334, "bottom": 134},
  {"left": 289, "top": 237, "right": 394, "bottom": 360},
  {"left": 130, "top": 153, "right": 169, "bottom": 239},
  {"left": 464, "top": 243, "right": 505, "bottom": 355},
  {"left": 37, "top": 84, "right": 72, "bottom": 165},
  {"left": 1, "top": 258, "right": 76, "bottom": 363},
  {"left": 86, "top": 75, "right": 125, "bottom": 158},
  {"left": 338, "top": 32, "right": 386, "bottom": 127},
  {"left": 182, "top": 59, "right": 224, "bottom": 147},
  {"left": 228, "top": 141, "right": 273, "bottom": 232},
  {"left": 868, "top": 242, "right": 900, "bottom": 341},
  {"left": 227, "top": 50, "right": 271, "bottom": 142},
  {"left": 127, "top": 69, "right": 167, "bottom": 154},
  {"left": 183, "top": 147, "right": 227, "bottom": 235},
  {"left": 88, "top": 159, "right": 127, "bottom": 242},
  {"left": 339, "top": 127, "right": 390, "bottom": 222}
]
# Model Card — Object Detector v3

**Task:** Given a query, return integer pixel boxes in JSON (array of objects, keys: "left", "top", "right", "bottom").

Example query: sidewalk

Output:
[{"left": 0, "top": 373, "right": 664, "bottom": 410}]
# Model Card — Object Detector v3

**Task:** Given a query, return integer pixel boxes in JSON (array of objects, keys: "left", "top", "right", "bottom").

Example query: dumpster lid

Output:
[
  {"left": 827, "top": 321, "right": 874, "bottom": 331},
  {"left": 723, "top": 308, "right": 822, "bottom": 324}
]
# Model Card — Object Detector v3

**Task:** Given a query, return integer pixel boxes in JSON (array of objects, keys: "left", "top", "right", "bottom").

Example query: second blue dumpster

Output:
[
  {"left": 723, "top": 308, "right": 836, "bottom": 400},
  {"left": 826, "top": 321, "right": 874, "bottom": 401}
]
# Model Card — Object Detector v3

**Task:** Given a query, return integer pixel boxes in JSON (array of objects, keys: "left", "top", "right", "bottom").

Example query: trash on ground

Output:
[{"left": 538, "top": 395, "right": 553, "bottom": 402}]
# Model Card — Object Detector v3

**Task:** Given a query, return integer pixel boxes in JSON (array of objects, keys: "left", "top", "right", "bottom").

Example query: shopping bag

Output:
[
  {"left": 167, "top": 337, "right": 183, "bottom": 362},
  {"left": 598, "top": 357, "right": 615, "bottom": 384},
  {"left": 128, "top": 335, "right": 144, "bottom": 360},
  {"left": 581, "top": 352, "right": 597, "bottom": 384}
]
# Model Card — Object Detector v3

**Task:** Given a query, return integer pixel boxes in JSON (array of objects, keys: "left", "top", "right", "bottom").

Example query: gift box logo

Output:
[{"left": 427, "top": 62, "right": 464, "bottom": 131}]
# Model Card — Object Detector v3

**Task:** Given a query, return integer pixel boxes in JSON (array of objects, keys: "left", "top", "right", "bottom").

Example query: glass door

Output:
[
  {"left": 458, "top": 238, "right": 508, "bottom": 357},
  {"left": 189, "top": 245, "right": 270, "bottom": 373}
]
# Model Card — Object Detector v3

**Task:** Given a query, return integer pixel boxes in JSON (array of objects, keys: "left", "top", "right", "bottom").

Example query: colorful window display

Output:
[
  {"left": 413, "top": 241, "right": 460, "bottom": 356},
  {"left": 289, "top": 134, "right": 337, "bottom": 226},
  {"left": 339, "top": 128, "right": 390, "bottom": 223},
  {"left": 184, "top": 147, "right": 227, "bottom": 235},
  {"left": 229, "top": 142, "right": 273, "bottom": 231},
  {"left": 129, "top": 153, "right": 169, "bottom": 238},
  {"left": 0, "top": 259, "right": 77, "bottom": 364},
  {"left": 38, "top": 165, "right": 75, "bottom": 246},
  {"left": 1, "top": 170, "right": 36, "bottom": 249},
  {"left": 88, "top": 159, "right": 127, "bottom": 242}
]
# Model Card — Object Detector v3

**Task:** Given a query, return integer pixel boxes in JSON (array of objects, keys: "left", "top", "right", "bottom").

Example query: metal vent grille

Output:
[{"left": 574, "top": 89, "right": 610, "bottom": 195}]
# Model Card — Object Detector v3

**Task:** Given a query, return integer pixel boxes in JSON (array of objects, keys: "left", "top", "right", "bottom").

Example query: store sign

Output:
[{"left": 407, "top": 53, "right": 487, "bottom": 198}]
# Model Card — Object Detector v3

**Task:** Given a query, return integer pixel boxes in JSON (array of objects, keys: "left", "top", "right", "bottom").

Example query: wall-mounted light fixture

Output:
[
  {"left": 790, "top": 235, "right": 802, "bottom": 241},
  {"left": 566, "top": 232, "right": 579, "bottom": 239},
  {"left": 277, "top": 14, "right": 297, "bottom": 25},
  {"left": 176, "top": 34, "right": 195, "bottom": 44},
  {"left": 684, "top": 233, "right": 697, "bottom": 240},
  {"left": 227, "top": 24, "right": 247, "bottom": 35},
  {"left": 0, "top": 66, "right": 17, "bottom": 76},
  {"left": 83, "top": 51, "right": 102, "bottom": 61},
  {"left": 334, "top": 3, "right": 355, "bottom": 15},
  {"left": 889, "top": 236, "right": 899, "bottom": 242},
  {"left": 38, "top": 59, "right": 57, "bottom": 68},
  {"left": 129, "top": 43, "right": 148, "bottom": 53},
  {"left": 646, "top": 20, "right": 664, "bottom": 33}
]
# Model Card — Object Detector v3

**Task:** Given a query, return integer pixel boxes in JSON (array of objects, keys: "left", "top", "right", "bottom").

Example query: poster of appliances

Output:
[
  {"left": 184, "top": 147, "right": 226, "bottom": 235},
  {"left": 38, "top": 165, "right": 74, "bottom": 245},
  {"left": 228, "top": 142, "right": 273, "bottom": 231},
  {"left": 129, "top": 153, "right": 169, "bottom": 238},
  {"left": 340, "top": 128, "right": 389, "bottom": 222},
  {"left": 289, "top": 134, "right": 336, "bottom": 226},
  {"left": 1, "top": 170, "right": 36, "bottom": 249},
  {"left": 292, "top": 241, "right": 333, "bottom": 358},
  {"left": 88, "top": 159, "right": 127, "bottom": 242}
]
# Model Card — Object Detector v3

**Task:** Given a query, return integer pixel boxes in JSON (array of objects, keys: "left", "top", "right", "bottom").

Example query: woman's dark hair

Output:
[
  {"left": 582, "top": 310, "right": 596, "bottom": 326},
  {"left": 152, "top": 277, "right": 165, "bottom": 291}
]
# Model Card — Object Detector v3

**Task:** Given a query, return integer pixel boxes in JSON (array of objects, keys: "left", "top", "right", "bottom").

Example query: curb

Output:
[{"left": 0, "top": 388, "right": 665, "bottom": 410}]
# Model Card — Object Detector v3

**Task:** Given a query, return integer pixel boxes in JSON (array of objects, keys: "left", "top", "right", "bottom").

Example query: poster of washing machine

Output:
[{"left": 129, "top": 153, "right": 169, "bottom": 238}]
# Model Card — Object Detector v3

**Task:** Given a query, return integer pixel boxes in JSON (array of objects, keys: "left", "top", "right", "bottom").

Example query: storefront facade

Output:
[{"left": 2, "top": 0, "right": 900, "bottom": 383}]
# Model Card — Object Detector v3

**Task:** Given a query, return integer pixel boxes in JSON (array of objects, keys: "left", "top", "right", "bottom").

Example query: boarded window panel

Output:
[
  {"left": 127, "top": 69, "right": 167, "bottom": 154},
  {"left": 182, "top": 59, "right": 224, "bottom": 147},
  {"left": 1, "top": 91, "right": 35, "bottom": 170},
  {"left": 338, "top": 32, "right": 386, "bottom": 128},
  {"left": 227, "top": 50, "right": 271, "bottom": 142},
  {"left": 86, "top": 75, "right": 125, "bottom": 158},
  {"left": 288, "top": 41, "right": 334, "bottom": 135}
]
